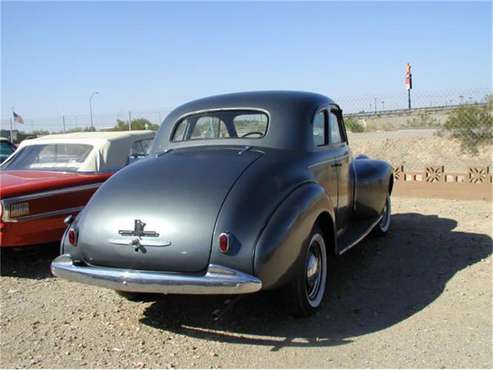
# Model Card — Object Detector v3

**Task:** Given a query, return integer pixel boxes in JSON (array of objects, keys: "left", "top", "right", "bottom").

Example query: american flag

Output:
[{"left": 13, "top": 111, "right": 24, "bottom": 124}]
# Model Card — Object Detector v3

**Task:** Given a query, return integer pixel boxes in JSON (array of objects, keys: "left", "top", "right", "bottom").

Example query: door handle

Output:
[{"left": 331, "top": 162, "right": 342, "bottom": 168}]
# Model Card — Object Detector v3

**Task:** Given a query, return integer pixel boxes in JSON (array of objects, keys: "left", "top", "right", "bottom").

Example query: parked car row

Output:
[
  {"left": 2, "top": 91, "right": 393, "bottom": 317},
  {"left": 0, "top": 131, "right": 155, "bottom": 247}
]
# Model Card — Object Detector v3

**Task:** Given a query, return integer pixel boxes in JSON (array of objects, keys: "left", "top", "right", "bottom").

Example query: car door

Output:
[
  {"left": 328, "top": 106, "right": 351, "bottom": 233},
  {"left": 311, "top": 109, "right": 340, "bottom": 216}
]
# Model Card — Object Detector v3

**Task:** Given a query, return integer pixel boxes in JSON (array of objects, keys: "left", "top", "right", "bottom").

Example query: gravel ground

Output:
[{"left": 0, "top": 197, "right": 492, "bottom": 368}]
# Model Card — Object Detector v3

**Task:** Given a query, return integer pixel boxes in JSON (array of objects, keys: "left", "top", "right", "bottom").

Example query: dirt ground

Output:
[
  {"left": 349, "top": 130, "right": 492, "bottom": 171},
  {"left": 0, "top": 197, "right": 491, "bottom": 369}
]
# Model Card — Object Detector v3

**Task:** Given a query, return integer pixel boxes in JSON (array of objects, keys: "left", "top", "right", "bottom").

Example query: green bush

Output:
[
  {"left": 443, "top": 97, "right": 492, "bottom": 155},
  {"left": 345, "top": 117, "right": 365, "bottom": 133}
]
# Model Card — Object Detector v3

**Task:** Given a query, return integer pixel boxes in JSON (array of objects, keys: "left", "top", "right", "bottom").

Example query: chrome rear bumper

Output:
[{"left": 51, "top": 254, "right": 262, "bottom": 295}]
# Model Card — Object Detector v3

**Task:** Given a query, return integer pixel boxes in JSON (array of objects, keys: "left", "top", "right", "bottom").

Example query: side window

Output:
[
  {"left": 312, "top": 111, "right": 327, "bottom": 147},
  {"left": 329, "top": 112, "right": 342, "bottom": 144}
]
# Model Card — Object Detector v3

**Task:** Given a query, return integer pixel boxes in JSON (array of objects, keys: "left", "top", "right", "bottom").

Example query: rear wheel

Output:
[
  {"left": 372, "top": 194, "right": 391, "bottom": 236},
  {"left": 282, "top": 225, "right": 328, "bottom": 317}
]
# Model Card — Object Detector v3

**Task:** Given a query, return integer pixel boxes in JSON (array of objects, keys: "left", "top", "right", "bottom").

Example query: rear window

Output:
[
  {"left": 2, "top": 144, "right": 93, "bottom": 172},
  {"left": 171, "top": 110, "right": 268, "bottom": 142}
]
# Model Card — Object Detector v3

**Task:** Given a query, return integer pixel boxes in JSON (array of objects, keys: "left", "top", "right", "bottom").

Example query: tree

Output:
[
  {"left": 443, "top": 96, "right": 492, "bottom": 155},
  {"left": 110, "top": 118, "right": 160, "bottom": 131}
]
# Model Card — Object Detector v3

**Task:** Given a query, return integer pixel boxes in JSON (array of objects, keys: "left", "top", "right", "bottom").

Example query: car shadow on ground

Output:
[
  {"left": 140, "top": 213, "right": 492, "bottom": 350},
  {"left": 0, "top": 243, "right": 59, "bottom": 279}
]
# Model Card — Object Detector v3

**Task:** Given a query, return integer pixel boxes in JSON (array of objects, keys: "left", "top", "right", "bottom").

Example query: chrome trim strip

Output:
[
  {"left": 337, "top": 215, "right": 383, "bottom": 255},
  {"left": 51, "top": 255, "right": 262, "bottom": 295},
  {"left": 108, "top": 238, "right": 172, "bottom": 248},
  {"left": 2, "top": 182, "right": 103, "bottom": 205},
  {"left": 174, "top": 107, "right": 271, "bottom": 124},
  {"left": 1, "top": 182, "right": 102, "bottom": 222},
  {"left": 8, "top": 206, "right": 84, "bottom": 223}
]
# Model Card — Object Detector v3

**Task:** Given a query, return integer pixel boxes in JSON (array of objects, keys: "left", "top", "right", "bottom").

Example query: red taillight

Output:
[
  {"left": 68, "top": 228, "right": 78, "bottom": 246},
  {"left": 218, "top": 232, "right": 230, "bottom": 254}
]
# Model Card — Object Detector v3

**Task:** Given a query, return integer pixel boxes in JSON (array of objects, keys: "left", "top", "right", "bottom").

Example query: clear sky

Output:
[{"left": 1, "top": 1, "right": 491, "bottom": 120}]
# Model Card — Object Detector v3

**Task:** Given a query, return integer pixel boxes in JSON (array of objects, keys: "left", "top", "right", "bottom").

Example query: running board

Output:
[{"left": 336, "top": 215, "right": 382, "bottom": 255}]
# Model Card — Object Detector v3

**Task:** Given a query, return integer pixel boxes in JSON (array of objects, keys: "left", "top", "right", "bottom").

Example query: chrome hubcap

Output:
[{"left": 305, "top": 241, "right": 323, "bottom": 301}]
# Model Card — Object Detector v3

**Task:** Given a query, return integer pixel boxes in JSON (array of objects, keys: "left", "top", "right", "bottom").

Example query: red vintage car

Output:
[{"left": 0, "top": 131, "right": 155, "bottom": 248}]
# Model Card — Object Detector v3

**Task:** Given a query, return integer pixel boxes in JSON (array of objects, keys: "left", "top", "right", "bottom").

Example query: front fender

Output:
[
  {"left": 253, "top": 182, "right": 335, "bottom": 290},
  {"left": 352, "top": 158, "right": 393, "bottom": 219}
]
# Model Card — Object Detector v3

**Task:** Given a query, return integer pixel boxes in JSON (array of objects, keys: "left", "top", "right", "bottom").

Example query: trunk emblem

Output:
[
  {"left": 119, "top": 220, "right": 159, "bottom": 238},
  {"left": 113, "top": 220, "right": 170, "bottom": 252}
]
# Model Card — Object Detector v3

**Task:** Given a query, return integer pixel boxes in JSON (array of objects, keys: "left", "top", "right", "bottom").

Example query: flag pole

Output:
[{"left": 10, "top": 106, "right": 14, "bottom": 142}]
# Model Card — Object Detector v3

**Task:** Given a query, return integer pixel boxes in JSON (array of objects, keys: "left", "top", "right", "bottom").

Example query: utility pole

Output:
[
  {"left": 9, "top": 117, "right": 13, "bottom": 142},
  {"left": 128, "top": 111, "right": 132, "bottom": 131},
  {"left": 62, "top": 115, "right": 66, "bottom": 132},
  {"left": 89, "top": 91, "right": 99, "bottom": 130},
  {"left": 374, "top": 97, "right": 377, "bottom": 114}
]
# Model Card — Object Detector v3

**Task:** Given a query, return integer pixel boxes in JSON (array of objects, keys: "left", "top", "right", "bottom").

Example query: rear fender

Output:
[{"left": 253, "top": 182, "right": 335, "bottom": 290}]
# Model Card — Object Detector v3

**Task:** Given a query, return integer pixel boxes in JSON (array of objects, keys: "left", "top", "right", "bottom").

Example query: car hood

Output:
[
  {"left": 0, "top": 170, "right": 110, "bottom": 199},
  {"left": 76, "top": 146, "right": 263, "bottom": 273}
]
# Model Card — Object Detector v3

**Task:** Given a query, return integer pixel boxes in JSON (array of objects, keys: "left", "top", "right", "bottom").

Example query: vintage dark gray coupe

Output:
[{"left": 51, "top": 91, "right": 393, "bottom": 316}]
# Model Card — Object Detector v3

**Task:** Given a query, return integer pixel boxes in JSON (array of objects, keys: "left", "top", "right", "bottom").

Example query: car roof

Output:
[
  {"left": 171, "top": 91, "right": 333, "bottom": 117},
  {"left": 152, "top": 91, "right": 337, "bottom": 152}
]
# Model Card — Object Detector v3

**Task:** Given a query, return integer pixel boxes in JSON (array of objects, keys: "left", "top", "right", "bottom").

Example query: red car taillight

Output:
[
  {"left": 218, "top": 232, "right": 230, "bottom": 254},
  {"left": 68, "top": 228, "right": 78, "bottom": 246},
  {"left": 9, "top": 202, "right": 30, "bottom": 218}
]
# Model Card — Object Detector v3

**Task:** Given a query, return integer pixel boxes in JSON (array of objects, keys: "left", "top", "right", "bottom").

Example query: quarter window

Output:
[
  {"left": 313, "top": 111, "right": 327, "bottom": 147},
  {"left": 329, "top": 112, "right": 342, "bottom": 144}
]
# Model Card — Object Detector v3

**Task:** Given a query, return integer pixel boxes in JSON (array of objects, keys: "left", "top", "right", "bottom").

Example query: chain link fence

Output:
[
  {"left": 0, "top": 109, "right": 172, "bottom": 135},
  {"left": 1, "top": 89, "right": 491, "bottom": 172}
]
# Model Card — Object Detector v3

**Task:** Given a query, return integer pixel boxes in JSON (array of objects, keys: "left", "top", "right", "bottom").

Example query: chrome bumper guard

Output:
[{"left": 51, "top": 254, "right": 262, "bottom": 295}]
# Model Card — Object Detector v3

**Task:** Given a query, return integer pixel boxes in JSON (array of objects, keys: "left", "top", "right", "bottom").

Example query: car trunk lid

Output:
[{"left": 77, "top": 147, "right": 262, "bottom": 273}]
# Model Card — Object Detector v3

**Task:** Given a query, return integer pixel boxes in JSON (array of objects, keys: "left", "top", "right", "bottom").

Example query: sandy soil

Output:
[
  {"left": 349, "top": 130, "right": 492, "bottom": 171},
  {"left": 0, "top": 197, "right": 492, "bottom": 368}
]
